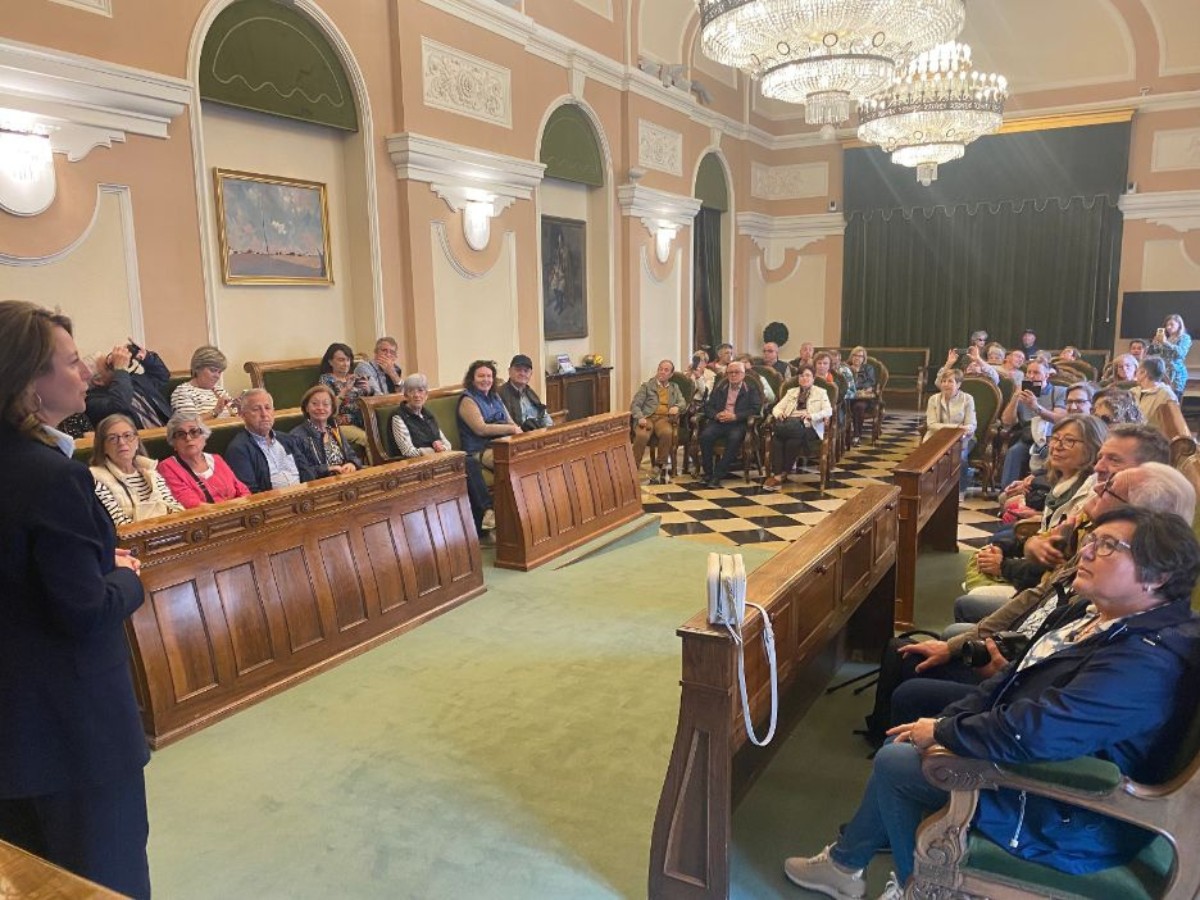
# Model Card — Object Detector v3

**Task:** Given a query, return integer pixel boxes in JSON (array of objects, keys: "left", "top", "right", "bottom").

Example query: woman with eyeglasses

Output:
[
  {"left": 157, "top": 412, "right": 251, "bottom": 508},
  {"left": 90, "top": 413, "right": 183, "bottom": 525},
  {"left": 170, "top": 345, "right": 238, "bottom": 420}
]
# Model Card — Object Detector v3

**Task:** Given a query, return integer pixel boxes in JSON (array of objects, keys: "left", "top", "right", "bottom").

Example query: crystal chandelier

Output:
[
  {"left": 698, "top": 0, "right": 966, "bottom": 125},
  {"left": 858, "top": 42, "right": 1008, "bottom": 185}
]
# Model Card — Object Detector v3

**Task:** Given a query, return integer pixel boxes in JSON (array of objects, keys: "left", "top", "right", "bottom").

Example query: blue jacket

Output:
[
  {"left": 703, "top": 380, "right": 763, "bottom": 423},
  {"left": 289, "top": 420, "right": 363, "bottom": 475},
  {"left": 934, "top": 599, "right": 1200, "bottom": 874},
  {"left": 224, "top": 428, "right": 318, "bottom": 493},
  {"left": 84, "top": 350, "right": 172, "bottom": 428},
  {"left": 0, "top": 423, "right": 148, "bottom": 796}
]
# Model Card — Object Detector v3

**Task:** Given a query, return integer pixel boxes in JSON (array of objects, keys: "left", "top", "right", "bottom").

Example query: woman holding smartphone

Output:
[
  {"left": 1148, "top": 314, "right": 1191, "bottom": 396},
  {"left": 0, "top": 301, "right": 150, "bottom": 897},
  {"left": 318, "top": 341, "right": 369, "bottom": 451}
]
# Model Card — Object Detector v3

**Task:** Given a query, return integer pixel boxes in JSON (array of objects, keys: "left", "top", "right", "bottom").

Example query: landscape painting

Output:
[{"left": 214, "top": 169, "right": 333, "bottom": 285}]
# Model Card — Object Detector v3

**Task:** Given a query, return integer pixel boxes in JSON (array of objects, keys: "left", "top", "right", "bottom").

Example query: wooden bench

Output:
[
  {"left": 491, "top": 411, "right": 642, "bottom": 571},
  {"left": 73, "top": 408, "right": 305, "bottom": 464},
  {"left": 244, "top": 357, "right": 323, "bottom": 409},
  {"left": 0, "top": 839, "right": 125, "bottom": 898},
  {"left": 118, "top": 454, "right": 484, "bottom": 747},
  {"left": 892, "top": 426, "right": 964, "bottom": 630},
  {"left": 648, "top": 483, "right": 900, "bottom": 899}
]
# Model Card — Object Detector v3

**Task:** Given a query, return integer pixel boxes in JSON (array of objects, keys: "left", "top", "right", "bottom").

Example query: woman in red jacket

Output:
[{"left": 158, "top": 411, "right": 250, "bottom": 508}]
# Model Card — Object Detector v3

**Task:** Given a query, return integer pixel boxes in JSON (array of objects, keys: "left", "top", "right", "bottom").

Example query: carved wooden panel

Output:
[
  {"left": 493, "top": 412, "right": 642, "bottom": 571},
  {"left": 150, "top": 581, "right": 219, "bottom": 703},
  {"left": 793, "top": 554, "right": 838, "bottom": 658},
  {"left": 119, "top": 455, "right": 485, "bottom": 746},
  {"left": 214, "top": 562, "right": 274, "bottom": 676}
]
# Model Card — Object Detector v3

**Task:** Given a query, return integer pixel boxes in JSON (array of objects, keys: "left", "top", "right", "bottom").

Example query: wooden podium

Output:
[{"left": 544, "top": 367, "right": 611, "bottom": 421}]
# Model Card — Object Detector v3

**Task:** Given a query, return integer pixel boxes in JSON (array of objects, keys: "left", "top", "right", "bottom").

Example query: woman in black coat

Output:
[{"left": 0, "top": 301, "right": 150, "bottom": 898}]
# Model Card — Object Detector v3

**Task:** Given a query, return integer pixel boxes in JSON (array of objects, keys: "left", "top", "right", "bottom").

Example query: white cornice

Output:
[
  {"left": 617, "top": 183, "right": 701, "bottom": 231},
  {"left": 738, "top": 211, "right": 845, "bottom": 269},
  {"left": 1119, "top": 189, "right": 1200, "bottom": 233},
  {"left": 0, "top": 38, "right": 191, "bottom": 160}
]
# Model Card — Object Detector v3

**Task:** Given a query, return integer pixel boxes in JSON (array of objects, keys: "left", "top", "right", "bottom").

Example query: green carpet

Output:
[{"left": 145, "top": 534, "right": 774, "bottom": 899}]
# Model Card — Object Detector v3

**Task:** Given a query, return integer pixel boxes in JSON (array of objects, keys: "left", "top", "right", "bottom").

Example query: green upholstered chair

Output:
[
  {"left": 243, "top": 358, "right": 323, "bottom": 410},
  {"left": 163, "top": 370, "right": 191, "bottom": 406},
  {"left": 865, "top": 355, "right": 889, "bottom": 445},
  {"left": 960, "top": 375, "right": 1003, "bottom": 494},
  {"left": 911, "top": 703, "right": 1200, "bottom": 900},
  {"left": 424, "top": 387, "right": 494, "bottom": 487},
  {"left": 753, "top": 365, "right": 783, "bottom": 399}
]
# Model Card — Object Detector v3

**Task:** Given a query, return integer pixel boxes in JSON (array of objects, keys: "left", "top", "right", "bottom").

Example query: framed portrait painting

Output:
[
  {"left": 541, "top": 216, "right": 587, "bottom": 340},
  {"left": 213, "top": 169, "right": 333, "bottom": 285}
]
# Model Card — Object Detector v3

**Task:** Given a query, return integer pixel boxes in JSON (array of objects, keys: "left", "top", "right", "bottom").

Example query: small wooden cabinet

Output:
[{"left": 544, "top": 367, "right": 612, "bottom": 421}]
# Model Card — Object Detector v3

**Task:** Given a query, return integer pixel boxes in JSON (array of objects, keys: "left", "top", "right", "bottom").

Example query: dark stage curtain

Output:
[
  {"left": 842, "top": 123, "right": 1129, "bottom": 358},
  {"left": 693, "top": 207, "right": 722, "bottom": 352}
]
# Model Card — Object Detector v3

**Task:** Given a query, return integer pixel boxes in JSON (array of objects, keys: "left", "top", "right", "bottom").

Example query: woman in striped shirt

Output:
[
  {"left": 90, "top": 414, "right": 182, "bottom": 525},
  {"left": 170, "top": 345, "right": 237, "bottom": 420}
]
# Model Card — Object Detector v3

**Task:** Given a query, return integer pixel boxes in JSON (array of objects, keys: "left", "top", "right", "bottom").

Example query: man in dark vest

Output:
[{"left": 499, "top": 354, "right": 552, "bottom": 431}]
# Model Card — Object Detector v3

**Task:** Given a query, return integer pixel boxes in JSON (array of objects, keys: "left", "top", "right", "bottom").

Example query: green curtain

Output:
[
  {"left": 693, "top": 207, "right": 722, "bottom": 352},
  {"left": 842, "top": 196, "right": 1123, "bottom": 359}
]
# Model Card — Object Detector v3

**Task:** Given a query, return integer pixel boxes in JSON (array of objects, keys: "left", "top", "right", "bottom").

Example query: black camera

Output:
[
  {"left": 958, "top": 631, "right": 1031, "bottom": 668},
  {"left": 691, "top": 354, "right": 703, "bottom": 369}
]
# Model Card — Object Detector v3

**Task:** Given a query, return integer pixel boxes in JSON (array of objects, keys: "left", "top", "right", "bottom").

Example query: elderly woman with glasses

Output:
[
  {"left": 170, "top": 345, "right": 237, "bottom": 420},
  {"left": 90, "top": 413, "right": 183, "bottom": 525},
  {"left": 157, "top": 412, "right": 250, "bottom": 508},
  {"left": 390, "top": 373, "right": 450, "bottom": 457},
  {"left": 290, "top": 384, "right": 362, "bottom": 477}
]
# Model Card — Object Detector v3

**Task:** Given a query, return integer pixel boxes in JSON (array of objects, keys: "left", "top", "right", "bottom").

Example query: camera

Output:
[
  {"left": 691, "top": 354, "right": 703, "bottom": 369},
  {"left": 957, "top": 631, "right": 1031, "bottom": 668}
]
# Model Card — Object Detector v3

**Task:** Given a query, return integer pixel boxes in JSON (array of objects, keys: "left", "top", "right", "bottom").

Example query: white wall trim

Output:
[
  {"left": 1119, "top": 189, "right": 1200, "bottom": 233},
  {"left": 48, "top": 0, "right": 112, "bottom": 14},
  {"left": 737, "top": 211, "right": 845, "bottom": 270},
  {"left": 431, "top": 220, "right": 512, "bottom": 280},
  {"left": 617, "top": 183, "right": 701, "bottom": 233}
]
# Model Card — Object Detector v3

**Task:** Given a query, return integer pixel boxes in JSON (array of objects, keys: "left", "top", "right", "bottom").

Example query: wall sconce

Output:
[
  {"left": 0, "top": 128, "right": 55, "bottom": 216},
  {"left": 654, "top": 221, "right": 679, "bottom": 264},
  {"left": 462, "top": 198, "right": 495, "bottom": 252}
]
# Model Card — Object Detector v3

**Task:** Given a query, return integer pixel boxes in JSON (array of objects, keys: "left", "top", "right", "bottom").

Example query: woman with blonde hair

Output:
[
  {"left": 1149, "top": 313, "right": 1191, "bottom": 395},
  {"left": 0, "top": 300, "right": 150, "bottom": 897},
  {"left": 171, "top": 344, "right": 237, "bottom": 419},
  {"left": 90, "top": 413, "right": 183, "bottom": 525}
]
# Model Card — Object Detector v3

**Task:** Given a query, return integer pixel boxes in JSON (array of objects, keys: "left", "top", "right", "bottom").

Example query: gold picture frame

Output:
[{"left": 213, "top": 168, "right": 333, "bottom": 285}]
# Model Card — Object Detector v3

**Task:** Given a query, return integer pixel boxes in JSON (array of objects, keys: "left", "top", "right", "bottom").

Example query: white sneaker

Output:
[
  {"left": 877, "top": 871, "right": 902, "bottom": 900},
  {"left": 783, "top": 844, "right": 865, "bottom": 900},
  {"left": 481, "top": 509, "right": 496, "bottom": 531}
]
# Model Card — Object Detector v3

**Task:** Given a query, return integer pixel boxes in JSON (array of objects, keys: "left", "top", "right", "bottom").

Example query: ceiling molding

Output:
[
  {"left": 737, "top": 211, "right": 845, "bottom": 269},
  {"left": 1119, "top": 189, "right": 1200, "bottom": 233}
]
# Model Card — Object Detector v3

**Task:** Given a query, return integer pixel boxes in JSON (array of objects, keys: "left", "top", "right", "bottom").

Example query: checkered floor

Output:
[{"left": 640, "top": 412, "right": 1010, "bottom": 552}]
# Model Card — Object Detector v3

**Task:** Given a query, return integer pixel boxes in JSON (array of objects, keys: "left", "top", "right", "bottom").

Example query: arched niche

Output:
[
  {"left": 537, "top": 102, "right": 612, "bottom": 378},
  {"left": 190, "top": 0, "right": 382, "bottom": 390},
  {"left": 693, "top": 152, "right": 730, "bottom": 353}
]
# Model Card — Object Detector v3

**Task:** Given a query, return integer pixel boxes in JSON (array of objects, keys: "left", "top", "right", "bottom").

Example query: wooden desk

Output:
[
  {"left": 119, "top": 454, "right": 484, "bottom": 747},
  {"left": 491, "top": 411, "right": 641, "bottom": 571},
  {"left": 544, "top": 367, "right": 611, "bottom": 421},
  {"left": 0, "top": 840, "right": 125, "bottom": 898},
  {"left": 892, "top": 428, "right": 963, "bottom": 630},
  {"left": 648, "top": 484, "right": 900, "bottom": 899}
]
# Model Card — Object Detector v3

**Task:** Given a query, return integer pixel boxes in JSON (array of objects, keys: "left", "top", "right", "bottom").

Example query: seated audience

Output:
[
  {"left": 171, "top": 345, "right": 236, "bottom": 420},
  {"left": 787, "top": 507, "right": 1200, "bottom": 897},
  {"left": 813, "top": 351, "right": 836, "bottom": 389},
  {"left": 924, "top": 368, "right": 976, "bottom": 495},
  {"left": 1058, "top": 344, "right": 1081, "bottom": 362},
  {"left": 1128, "top": 338, "right": 1147, "bottom": 361},
  {"left": 225, "top": 388, "right": 317, "bottom": 492},
  {"left": 499, "top": 354, "right": 552, "bottom": 431},
  {"left": 318, "top": 342, "right": 369, "bottom": 449},
  {"left": 830, "top": 349, "right": 855, "bottom": 397},
  {"left": 968, "top": 330, "right": 988, "bottom": 353},
  {"left": 631, "top": 360, "right": 684, "bottom": 481},
  {"left": 739, "top": 354, "right": 775, "bottom": 402},
  {"left": 762, "top": 341, "right": 789, "bottom": 377},
  {"left": 998, "top": 359, "right": 1066, "bottom": 487},
  {"left": 85, "top": 339, "right": 172, "bottom": 429},
  {"left": 846, "top": 346, "right": 879, "bottom": 444},
  {"left": 1018, "top": 327, "right": 1039, "bottom": 357},
  {"left": 698, "top": 361, "right": 763, "bottom": 488},
  {"left": 1133, "top": 355, "right": 1179, "bottom": 423},
  {"left": 686, "top": 350, "right": 715, "bottom": 398},
  {"left": 1063, "top": 381, "right": 1094, "bottom": 415},
  {"left": 157, "top": 412, "right": 251, "bottom": 508},
  {"left": 1103, "top": 352, "right": 1139, "bottom": 385},
  {"left": 984, "top": 342, "right": 1006, "bottom": 366},
  {"left": 390, "top": 373, "right": 451, "bottom": 458},
  {"left": 290, "top": 384, "right": 362, "bottom": 476},
  {"left": 764, "top": 365, "right": 831, "bottom": 492},
  {"left": 791, "top": 342, "right": 816, "bottom": 371},
  {"left": 709, "top": 343, "right": 734, "bottom": 376},
  {"left": 457, "top": 360, "right": 521, "bottom": 535},
  {"left": 90, "top": 414, "right": 183, "bottom": 525},
  {"left": 353, "top": 336, "right": 404, "bottom": 395},
  {"left": 941, "top": 346, "right": 997, "bottom": 384},
  {"left": 1148, "top": 313, "right": 1191, "bottom": 396},
  {"left": 997, "top": 348, "right": 1025, "bottom": 387},
  {"left": 1093, "top": 386, "right": 1143, "bottom": 424}
]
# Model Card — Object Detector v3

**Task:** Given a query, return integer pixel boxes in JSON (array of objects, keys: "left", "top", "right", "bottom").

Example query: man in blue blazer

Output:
[
  {"left": 225, "top": 388, "right": 319, "bottom": 492},
  {"left": 699, "top": 361, "right": 763, "bottom": 488}
]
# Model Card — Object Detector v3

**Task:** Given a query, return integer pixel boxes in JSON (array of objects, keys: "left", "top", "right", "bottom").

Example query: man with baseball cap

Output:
[{"left": 499, "top": 354, "right": 553, "bottom": 431}]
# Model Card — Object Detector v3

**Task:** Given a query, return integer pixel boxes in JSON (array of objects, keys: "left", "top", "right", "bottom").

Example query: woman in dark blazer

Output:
[
  {"left": 290, "top": 383, "right": 363, "bottom": 476},
  {"left": 0, "top": 301, "right": 150, "bottom": 898}
]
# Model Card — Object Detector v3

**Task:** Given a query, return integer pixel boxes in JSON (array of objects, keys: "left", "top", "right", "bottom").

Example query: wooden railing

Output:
[
  {"left": 892, "top": 427, "right": 964, "bottom": 630},
  {"left": 0, "top": 840, "right": 125, "bottom": 898},
  {"left": 491, "top": 411, "right": 642, "bottom": 571},
  {"left": 648, "top": 483, "right": 900, "bottom": 899},
  {"left": 119, "top": 454, "right": 485, "bottom": 747}
]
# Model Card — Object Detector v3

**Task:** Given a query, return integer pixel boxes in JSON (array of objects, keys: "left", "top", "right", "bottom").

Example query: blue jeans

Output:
[
  {"left": 464, "top": 454, "right": 491, "bottom": 534},
  {"left": 830, "top": 741, "right": 948, "bottom": 884},
  {"left": 954, "top": 591, "right": 1012, "bottom": 623},
  {"left": 960, "top": 437, "right": 976, "bottom": 493},
  {"left": 892, "top": 679, "right": 977, "bottom": 726},
  {"left": 1000, "top": 439, "right": 1031, "bottom": 490}
]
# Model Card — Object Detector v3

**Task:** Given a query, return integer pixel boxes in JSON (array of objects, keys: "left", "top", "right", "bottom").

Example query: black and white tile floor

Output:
[{"left": 640, "top": 412, "right": 1010, "bottom": 552}]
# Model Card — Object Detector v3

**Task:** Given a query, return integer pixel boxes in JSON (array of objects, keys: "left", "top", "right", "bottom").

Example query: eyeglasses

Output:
[
  {"left": 1048, "top": 435, "right": 1082, "bottom": 450},
  {"left": 377, "top": 348, "right": 398, "bottom": 357},
  {"left": 104, "top": 432, "right": 138, "bottom": 445},
  {"left": 1081, "top": 532, "right": 1134, "bottom": 558},
  {"left": 1095, "top": 480, "right": 1130, "bottom": 505},
  {"left": 173, "top": 428, "right": 206, "bottom": 440}
]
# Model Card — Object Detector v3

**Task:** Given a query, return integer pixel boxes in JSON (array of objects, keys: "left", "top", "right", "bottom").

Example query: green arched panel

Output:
[
  {"left": 696, "top": 154, "right": 728, "bottom": 211},
  {"left": 540, "top": 105, "right": 604, "bottom": 187},
  {"left": 200, "top": 0, "right": 358, "bottom": 132}
]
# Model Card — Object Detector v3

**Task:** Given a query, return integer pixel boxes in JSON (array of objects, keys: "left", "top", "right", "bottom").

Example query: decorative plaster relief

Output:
[
  {"left": 1151, "top": 128, "right": 1200, "bottom": 173},
  {"left": 751, "top": 162, "right": 828, "bottom": 200},
  {"left": 737, "top": 211, "right": 845, "bottom": 270},
  {"left": 48, "top": 0, "right": 112, "bottom": 15},
  {"left": 421, "top": 38, "right": 511, "bottom": 128},
  {"left": 638, "top": 120, "right": 682, "bottom": 176},
  {"left": 1119, "top": 189, "right": 1200, "bottom": 233}
]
